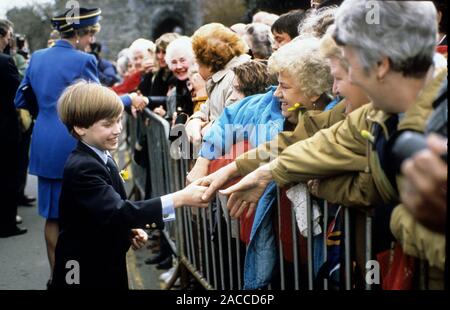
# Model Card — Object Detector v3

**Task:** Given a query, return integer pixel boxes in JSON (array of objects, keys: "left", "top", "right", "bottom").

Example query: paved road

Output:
[{"left": 0, "top": 175, "right": 49, "bottom": 289}]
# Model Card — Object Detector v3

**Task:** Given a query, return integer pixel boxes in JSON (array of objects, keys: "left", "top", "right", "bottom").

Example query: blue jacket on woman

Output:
[
  {"left": 200, "top": 87, "right": 283, "bottom": 160},
  {"left": 14, "top": 40, "right": 131, "bottom": 179},
  {"left": 198, "top": 87, "right": 284, "bottom": 289}
]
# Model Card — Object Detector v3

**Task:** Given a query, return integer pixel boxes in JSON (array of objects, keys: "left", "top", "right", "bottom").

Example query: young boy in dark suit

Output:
[{"left": 51, "top": 81, "right": 208, "bottom": 289}]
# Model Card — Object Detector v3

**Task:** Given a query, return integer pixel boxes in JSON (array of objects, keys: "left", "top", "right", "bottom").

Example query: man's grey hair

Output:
[
  {"left": 298, "top": 5, "right": 337, "bottom": 38},
  {"left": 0, "top": 19, "right": 13, "bottom": 37},
  {"left": 333, "top": 0, "right": 437, "bottom": 78},
  {"left": 245, "top": 23, "right": 274, "bottom": 59}
]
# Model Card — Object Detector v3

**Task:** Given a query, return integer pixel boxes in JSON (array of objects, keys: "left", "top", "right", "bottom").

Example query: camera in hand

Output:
[
  {"left": 148, "top": 96, "right": 167, "bottom": 107},
  {"left": 391, "top": 131, "right": 447, "bottom": 173}
]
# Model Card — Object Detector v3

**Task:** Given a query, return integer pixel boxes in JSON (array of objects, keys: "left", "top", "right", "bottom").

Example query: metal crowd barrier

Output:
[{"left": 126, "top": 109, "right": 375, "bottom": 290}]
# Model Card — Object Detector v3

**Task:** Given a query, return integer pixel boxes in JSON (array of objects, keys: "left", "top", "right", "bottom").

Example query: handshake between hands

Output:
[
  {"left": 129, "top": 92, "right": 149, "bottom": 117},
  {"left": 130, "top": 161, "right": 274, "bottom": 251},
  {"left": 185, "top": 162, "right": 274, "bottom": 220}
]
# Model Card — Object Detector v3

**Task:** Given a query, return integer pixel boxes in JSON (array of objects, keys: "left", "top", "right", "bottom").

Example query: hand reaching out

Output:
[
  {"left": 173, "top": 179, "right": 210, "bottom": 208},
  {"left": 185, "top": 118, "right": 206, "bottom": 146},
  {"left": 130, "top": 92, "right": 148, "bottom": 112},
  {"left": 198, "top": 162, "right": 240, "bottom": 202},
  {"left": 186, "top": 157, "right": 210, "bottom": 185},
  {"left": 219, "top": 164, "right": 273, "bottom": 219},
  {"left": 130, "top": 228, "right": 148, "bottom": 250}
]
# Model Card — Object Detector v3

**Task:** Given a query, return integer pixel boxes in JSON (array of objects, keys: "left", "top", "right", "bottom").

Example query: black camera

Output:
[
  {"left": 391, "top": 77, "right": 447, "bottom": 172},
  {"left": 391, "top": 131, "right": 447, "bottom": 174}
]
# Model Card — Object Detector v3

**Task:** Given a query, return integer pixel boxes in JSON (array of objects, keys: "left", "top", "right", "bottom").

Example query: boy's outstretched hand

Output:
[
  {"left": 130, "top": 228, "right": 148, "bottom": 250},
  {"left": 173, "top": 179, "right": 210, "bottom": 208}
]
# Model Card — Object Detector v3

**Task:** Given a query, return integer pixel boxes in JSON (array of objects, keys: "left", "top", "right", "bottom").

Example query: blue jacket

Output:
[
  {"left": 200, "top": 87, "right": 283, "bottom": 159},
  {"left": 14, "top": 40, "right": 131, "bottom": 179},
  {"left": 98, "top": 58, "right": 119, "bottom": 87},
  {"left": 197, "top": 87, "right": 284, "bottom": 289},
  {"left": 244, "top": 182, "right": 278, "bottom": 289}
]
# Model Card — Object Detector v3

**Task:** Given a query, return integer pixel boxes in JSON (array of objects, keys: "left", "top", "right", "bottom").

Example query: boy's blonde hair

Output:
[{"left": 58, "top": 80, "right": 123, "bottom": 138}]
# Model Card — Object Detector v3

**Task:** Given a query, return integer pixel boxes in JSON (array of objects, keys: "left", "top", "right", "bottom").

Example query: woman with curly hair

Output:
[{"left": 269, "top": 36, "right": 334, "bottom": 129}]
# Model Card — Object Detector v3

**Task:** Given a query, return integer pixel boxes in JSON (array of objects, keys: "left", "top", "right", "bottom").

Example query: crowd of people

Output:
[{"left": 0, "top": 0, "right": 447, "bottom": 290}]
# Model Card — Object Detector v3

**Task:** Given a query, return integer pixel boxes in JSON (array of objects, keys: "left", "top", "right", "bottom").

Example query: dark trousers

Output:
[
  {"left": 16, "top": 126, "right": 32, "bottom": 201},
  {"left": 0, "top": 148, "right": 19, "bottom": 231}
]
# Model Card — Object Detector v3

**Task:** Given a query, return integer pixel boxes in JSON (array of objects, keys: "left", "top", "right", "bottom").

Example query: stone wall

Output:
[{"left": 54, "top": 0, "right": 203, "bottom": 59}]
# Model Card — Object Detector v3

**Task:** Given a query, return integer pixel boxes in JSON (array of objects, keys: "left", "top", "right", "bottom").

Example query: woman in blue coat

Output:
[{"left": 14, "top": 7, "right": 141, "bottom": 286}]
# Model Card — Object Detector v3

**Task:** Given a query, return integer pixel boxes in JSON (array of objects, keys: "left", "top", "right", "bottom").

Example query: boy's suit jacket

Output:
[{"left": 52, "top": 142, "right": 164, "bottom": 289}]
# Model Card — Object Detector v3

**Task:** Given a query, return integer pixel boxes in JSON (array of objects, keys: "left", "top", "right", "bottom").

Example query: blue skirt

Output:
[{"left": 37, "top": 176, "right": 62, "bottom": 220}]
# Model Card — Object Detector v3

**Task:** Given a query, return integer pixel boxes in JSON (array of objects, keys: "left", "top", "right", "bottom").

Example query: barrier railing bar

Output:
[
  {"left": 344, "top": 207, "right": 351, "bottom": 290},
  {"left": 365, "top": 213, "right": 372, "bottom": 290},
  {"left": 276, "top": 187, "right": 285, "bottom": 289},
  {"left": 323, "top": 201, "right": 328, "bottom": 290},
  {"left": 224, "top": 205, "right": 234, "bottom": 290},
  {"left": 183, "top": 207, "right": 192, "bottom": 263},
  {"left": 306, "top": 192, "right": 314, "bottom": 290},
  {"left": 208, "top": 202, "right": 218, "bottom": 289},
  {"left": 196, "top": 211, "right": 204, "bottom": 275},
  {"left": 291, "top": 207, "right": 300, "bottom": 290},
  {"left": 235, "top": 219, "right": 242, "bottom": 289},
  {"left": 201, "top": 208, "right": 211, "bottom": 284},
  {"left": 187, "top": 207, "right": 198, "bottom": 268},
  {"left": 216, "top": 196, "right": 226, "bottom": 289}
]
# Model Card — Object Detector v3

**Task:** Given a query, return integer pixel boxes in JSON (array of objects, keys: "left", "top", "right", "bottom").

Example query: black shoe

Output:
[
  {"left": 18, "top": 195, "right": 36, "bottom": 206},
  {"left": 16, "top": 215, "right": 23, "bottom": 224},
  {"left": 156, "top": 256, "right": 172, "bottom": 270},
  {"left": 144, "top": 252, "right": 169, "bottom": 265},
  {"left": 0, "top": 226, "right": 28, "bottom": 238}
]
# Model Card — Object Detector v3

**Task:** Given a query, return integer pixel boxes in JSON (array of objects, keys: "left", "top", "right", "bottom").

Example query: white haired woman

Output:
[
  {"left": 112, "top": 38, "right": 155, "bottom": 95},
  {"left": 164, "top": 36, "right": 196, "bottom": 123},
  {"left": 129, "top": 38, "right": 155, "bottom": 74}
]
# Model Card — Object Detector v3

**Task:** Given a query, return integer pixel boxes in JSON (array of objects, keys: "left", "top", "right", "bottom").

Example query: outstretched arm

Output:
[{"left": 219, "top": 163, "right": 273, "bottom": 219}]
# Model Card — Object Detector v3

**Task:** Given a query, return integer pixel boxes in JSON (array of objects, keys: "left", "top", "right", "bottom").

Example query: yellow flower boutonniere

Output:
[
  {"left": 120, "top": 169, "right": 130, "bottom": 182},
  {"left": 360, "top": 130, "right": 375, "bottom": 144},
  {"left": 287, "top": 102, "right": 302, "bottom": 112}
]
